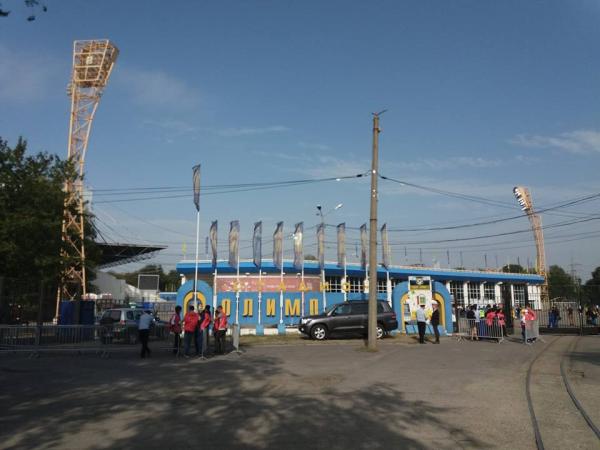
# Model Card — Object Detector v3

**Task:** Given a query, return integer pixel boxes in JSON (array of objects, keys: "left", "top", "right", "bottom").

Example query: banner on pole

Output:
[
  {"left": 337, "top": 223, "right": 345, "bottom": 268},
  {"left": 381, "top": 223, "right": 391, "bottom": 269},
  {"left": 360, "top": 223, "right": 367, "bottom": 269},
  {"left": 229, "top": 220, "right": 239, "bottom": 268},
  {"left": 253, "top": 221, "right": 262, "bottom": 267},
  {"left": 317, "top": 223, "right": 325, "bottom": 269},
  {"left": 273, "top": 221, "right": 284, "bottom": 269},
  {"left": 293, "top": 222, "right": 303, "bottom": 270},
  {"left": 210, "top": 221, "right": 218, "bottom": 267},
  {"left": 192, "top": 164, "right": 201, "bottom": 212}
]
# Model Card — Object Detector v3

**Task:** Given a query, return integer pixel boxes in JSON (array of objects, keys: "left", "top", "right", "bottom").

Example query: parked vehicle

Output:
[
  {"left": 298, "top": 300, "right": 398, "bottom": 340},
  {"left": 99, "top": 308, "right": 147, "bottom": 344}
]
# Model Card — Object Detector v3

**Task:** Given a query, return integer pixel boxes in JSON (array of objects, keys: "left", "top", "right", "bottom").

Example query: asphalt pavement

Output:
[{"left": 0, "top": 335, "right": 598, "bottom": 450}]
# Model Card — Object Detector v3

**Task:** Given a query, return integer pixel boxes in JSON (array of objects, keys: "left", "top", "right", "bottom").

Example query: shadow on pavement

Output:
[
  {"left": 0, "top": 351, "right": 483, "bottom": 449},
  {"left": 568, "top": 350, "right": 600, "bottom": 368}
]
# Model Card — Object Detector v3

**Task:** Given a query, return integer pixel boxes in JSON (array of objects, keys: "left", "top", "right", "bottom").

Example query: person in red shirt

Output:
[
  {"left": 213, "top": 305, "right": 228, "bottom": 355},
  {"left": 169, "top": 305, "right": 182, "bottom": 355},
  {"left": 496, "top": 307, "right": 506, "bottom": 337},
  {"left": 199, "top": 305, "right": 212, "bottom": 356},
  {"left": 485, "top": 308, "right": 496, "bottom": 327},
  {"left": 183, "top": 305, "right": 200, "bottom": 357}
]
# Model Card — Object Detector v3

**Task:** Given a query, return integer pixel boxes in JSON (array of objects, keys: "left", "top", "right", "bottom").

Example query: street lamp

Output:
[{"left": 317, "top": 203, "right": 344, "bottom": 222}]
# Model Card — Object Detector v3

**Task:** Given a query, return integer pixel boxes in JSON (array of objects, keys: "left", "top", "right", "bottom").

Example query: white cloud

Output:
[
  {"left": 0, "top": 44, "right": 61, "bottom": 103},
  {"left": 115, "top": 66, "right": 201, "bottom": 111},
  {"left": 510, "top": 130, "right": 600, "bottom": 154},
  {"left": 217, "top": 125, "right": 289, "bottom": 137}
]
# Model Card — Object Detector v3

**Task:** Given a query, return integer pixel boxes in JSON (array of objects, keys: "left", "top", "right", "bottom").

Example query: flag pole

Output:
[
  {"left": 258, "top": 267, "right": 262, "bottom": 326},
  {"left": 235, "top": 247, "right": 240, "bottom": 324},
  {"left": 301, "top": 260, "right": 305, "bottom": 316},
  {"left": 279, "top": 236, "right": 284, "bottom": 326},
  {"left": 343, "top": 253, "right": 348, "bottom": 302},
  {"left": 192, "top": 164, "right": 201, "bottom": 311},
  {"left": 213, "top": 266, "right": 218, "bottom": 310},
  {"left": 193, "top": 209, "right": 200, "bottom": 310}
]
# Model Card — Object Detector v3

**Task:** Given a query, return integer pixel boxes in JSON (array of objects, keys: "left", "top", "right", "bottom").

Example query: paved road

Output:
[{"left": 0, "top": 336, "right": 598, "bottom": 449}]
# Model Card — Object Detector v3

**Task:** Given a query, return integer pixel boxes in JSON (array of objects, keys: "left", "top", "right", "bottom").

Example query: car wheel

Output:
[
  {"left": 376, "top": 324, "right": 385, "bottom": 339},
  {"left": 311, "top": 324, "right": 328, "bottom": 341}
]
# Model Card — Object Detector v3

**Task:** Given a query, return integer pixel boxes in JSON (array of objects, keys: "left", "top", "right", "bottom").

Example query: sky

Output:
[{"left": 1, "top": 0, "right": 600, "bottom": 280}]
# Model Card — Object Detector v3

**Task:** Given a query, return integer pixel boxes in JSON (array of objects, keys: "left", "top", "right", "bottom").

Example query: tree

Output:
[
  {"left": 583, "top": 267, "right": 600, "bottom": 306},
  {"left": 0, "top": 1, "right": 48, "bottom": 21},
  {"left": 501, "top": 264, "right": 525, "bottom": 274},
  {"left": 547, "top": 265, "right": 577, "bottom": 301},
  {"left": 0, "top": 137, "right": 98, "bottom": 320}
]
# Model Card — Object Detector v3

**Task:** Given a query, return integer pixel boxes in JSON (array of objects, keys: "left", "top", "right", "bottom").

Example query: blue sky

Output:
[{"left": 1, "top": 0, "right": 600, "bottom": 280}]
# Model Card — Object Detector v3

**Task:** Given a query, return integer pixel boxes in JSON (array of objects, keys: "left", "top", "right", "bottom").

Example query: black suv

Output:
[{"left": 298, "top": 300, "right": 398, "bottom": 340}]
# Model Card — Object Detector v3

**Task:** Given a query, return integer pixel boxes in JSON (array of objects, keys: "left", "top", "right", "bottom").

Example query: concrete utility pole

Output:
[{"left": 368, "top": 111, "right": 385, "bottom": 350}]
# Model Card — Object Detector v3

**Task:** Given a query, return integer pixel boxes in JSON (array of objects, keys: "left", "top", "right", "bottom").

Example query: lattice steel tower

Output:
[
  {"left": 513, "top": 186, "right": 550, "bottom": 306},
  {"left": 57, "top": 40, "right": 118, "bottom": 312}
]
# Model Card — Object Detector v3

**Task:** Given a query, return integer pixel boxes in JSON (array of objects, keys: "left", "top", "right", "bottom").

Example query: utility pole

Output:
[{"left": 368, "top": 111, "right": 385, "bottom": 350}]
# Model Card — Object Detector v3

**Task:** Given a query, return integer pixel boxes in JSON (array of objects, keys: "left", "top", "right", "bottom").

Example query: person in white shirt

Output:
[
  {"left": 416, "top": 304, "right": 427, "bottom": 344},
  {"left": 138, "top": 310, "right": 154, "bottom": 358}
]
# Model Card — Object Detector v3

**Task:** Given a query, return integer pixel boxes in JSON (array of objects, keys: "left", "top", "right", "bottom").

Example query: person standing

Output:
[
  {"left": 199, "top": 305, "right": 212, "bottom": 356},
  {"left": 169, "top": 305, "right": 182, "bottom": 355},
  {"left": 416, "top": 304, "right": 427, "bottom": 344},
  {"left": 466, "top": 305, "right": 478, "bottom": 341},
  {"left": 183, "top": 305, "right": 200, "bottom": 358},
  {"left": 567, "top": 306, "right": 574, "bottom": 326},
  {"left": 496, "top": 307, "right": 506, "bottom": 337},
  {"left": 431, "top": 303, "right": 440, "bottom": 344},
  {"left": 138, "top": 310, "right": 154, "bottom": 358},
  {"left": 213, "top": 305, "right": 228, "bottom": 354},
  {"left": 485, "top": 307, "right": 496, "bottom": 327}
]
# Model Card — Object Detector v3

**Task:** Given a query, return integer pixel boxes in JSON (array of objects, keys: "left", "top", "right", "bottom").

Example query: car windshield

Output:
[{"left": 324, "top": 304, "right": 338, "bottom": 315}]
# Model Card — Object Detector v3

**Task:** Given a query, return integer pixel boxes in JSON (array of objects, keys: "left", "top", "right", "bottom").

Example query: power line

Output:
[{"left": 92, "top": 174, "right": 366, "bottom": 204}]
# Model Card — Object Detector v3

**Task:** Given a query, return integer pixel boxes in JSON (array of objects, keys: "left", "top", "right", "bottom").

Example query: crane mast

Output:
[
  {"left": 513, "top": 186, "right": 549, "bottom": 307},
  {"left": 56, "top": 40, "right": 118, "bottom": 318}
]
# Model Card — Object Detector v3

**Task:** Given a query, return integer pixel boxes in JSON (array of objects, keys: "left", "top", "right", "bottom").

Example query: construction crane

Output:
[
  {"left": 513, "top": 186, "right": 550, "bottom": 307},
  {"left": 56, "top": 40, "right": 118, "bottom": 318}
]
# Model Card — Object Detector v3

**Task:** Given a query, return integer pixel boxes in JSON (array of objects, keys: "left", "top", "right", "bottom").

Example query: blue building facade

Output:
[{"left": 174, "top": 260, "right": 544, "bottom": 336}]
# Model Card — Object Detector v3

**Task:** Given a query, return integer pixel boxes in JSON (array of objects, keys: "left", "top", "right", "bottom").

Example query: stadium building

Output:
[{"left": 174, "top": 260, "right": 544, "bottom": 335}]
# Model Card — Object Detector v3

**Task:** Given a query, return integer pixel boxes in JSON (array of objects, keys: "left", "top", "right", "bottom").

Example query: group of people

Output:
[
  {"left": 167, "top": 304, "right": 228, "bottom": 358},
  {"left": 464, "top": 304, "right": 506, "bottom": 340},
  {"left": 415, "top": 302, "right": 441, "bottom": 344}
]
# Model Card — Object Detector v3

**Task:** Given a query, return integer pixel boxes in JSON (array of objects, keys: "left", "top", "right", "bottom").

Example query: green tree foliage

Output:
[
  {"left": 0, "top": 137, "right": 97, "bottom": 319},
  {"left": 0, "top": 1, "right": 48, "bottom": 21},
  {"left": 583, "top": 267, "right": 600, "bottom": 306},
  {"left": 547, "top": 265, "right": 577, "bottom": 300},
  {"left": 110, "top": 264, "right": 180, "bottom": 292},
  {"left": 501, "top": 264, "right": 525, "bottom": 274}
]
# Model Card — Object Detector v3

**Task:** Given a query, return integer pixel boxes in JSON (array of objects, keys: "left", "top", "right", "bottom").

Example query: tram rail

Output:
[{"left": 526, "top": 336, "right": 600, "bottom": 450}]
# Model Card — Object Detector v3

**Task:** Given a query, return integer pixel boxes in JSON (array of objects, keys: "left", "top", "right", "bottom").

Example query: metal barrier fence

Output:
[
  {"left": 0, "top": 324, "right": 235, "bottom": 357},
  {"left": 521, "top": 319, "right": 545, "bottom": 345},
  {"left": 456, "top": 318, "right": 505, "bottom": 343},
  {"left": 533, "top": 304, "right": 598, "bottom": 330}
]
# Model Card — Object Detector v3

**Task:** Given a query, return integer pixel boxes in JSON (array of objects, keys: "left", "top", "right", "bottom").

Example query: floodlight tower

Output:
[
  {"left": 56, "top": 40, "right": 118, "bottom": 316},
  {"left": 513, "top": 186, "right": 549, "bottom": 307}
]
